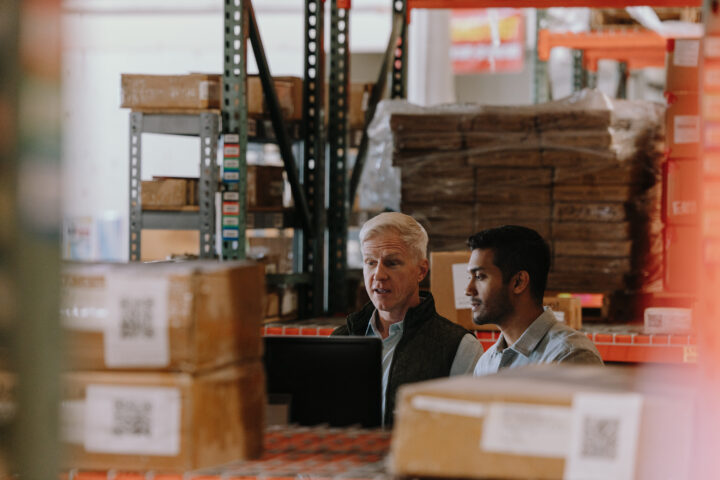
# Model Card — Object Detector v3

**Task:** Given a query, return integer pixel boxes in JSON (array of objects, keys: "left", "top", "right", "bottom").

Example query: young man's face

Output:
[
  {"left": 362, "top": 231, "right": 428, "bottom": 319},
  {"left": 465, "top": 248, "right": 513, "bottom": 326}
]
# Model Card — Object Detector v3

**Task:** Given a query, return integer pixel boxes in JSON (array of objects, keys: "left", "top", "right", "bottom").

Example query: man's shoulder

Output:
[
  {"left": 544, "top": 320, "right": 601, "bottom": 361},
  {"left": 331, "top": 325, "right": 350, "bottom": 336}
]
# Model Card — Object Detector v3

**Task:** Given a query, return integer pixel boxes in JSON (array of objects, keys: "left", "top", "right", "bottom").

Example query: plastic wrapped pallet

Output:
[
  {"left": 60, "top": 261, "right": 264, "bottom": 372},
  {"left": 391, "top": 364, "right": 695, "bottom": 480},
  {"left": 61, "top": 362, "right": 265, "bottom": 471},
  {"left": 384, "top": 89, "right": 666, "bottom": 302}
]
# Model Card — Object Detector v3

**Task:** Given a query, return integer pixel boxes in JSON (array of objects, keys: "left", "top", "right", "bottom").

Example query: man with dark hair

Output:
[{"left": 466, "top": 225, "right": 602, "bottom": 376}]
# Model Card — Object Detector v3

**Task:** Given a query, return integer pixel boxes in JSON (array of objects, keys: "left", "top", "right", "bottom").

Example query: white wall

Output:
[{"left": 61, "top": 0, "right": 391, "bottom": 260}]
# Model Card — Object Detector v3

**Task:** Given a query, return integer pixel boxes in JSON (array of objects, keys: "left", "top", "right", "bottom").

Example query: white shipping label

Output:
[
  {"left": 412, "top": 395, "right": 486, "bottom": 418},
  {"left": 554, "top": 310, "right": 566, "bottom": 323},
  {"left": 564, "top": 393, "right": 643, "bottom": 480},
  {"left": 644, "top": 307, "right": 692, "bottom": 334},
  {"left": 60, "top": 400, "right": 86, "bottom": 445},
  {"left": 451, "top": 263, "right": 472, "bottom": 310},
  {"left": 706, "top": 37, "right": 720, "bottom": 59},
  {"left": 224, "top": 171, "right": 240, "bottom": 181},
  {"left": 672, "top": 201, "right": 697, "bottom": 216},
  {"left": 104, "top": 274, "right": 170, "bottom": 368},
  {"left": 84, "top": 385, "right": 181, "bottom": 456},
  {"left": 224, "top": 133, "right": 239, "bottom": 144},
  {"left": 705, "top": 67, "right": 720, "bottom": 88},
  {"left": 674, "top": 115, "right": 700, "bottom": 144},
  {"left": 482, "top": 403, "right": 572, "bottom": 458},
  {"left": 198, "top": 81, "right": 211, "bottom": 101},
  {"left": 673, "top": 40, "right": 700, "bottom": 67},
  {"left": 60, "top": 281, "right": 108, "bottom": 332}
]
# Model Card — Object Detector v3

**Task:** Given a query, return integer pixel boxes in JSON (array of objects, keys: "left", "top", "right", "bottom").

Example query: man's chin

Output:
[{"left": 472, "top": 315, "right": 499, "bottom": 327}]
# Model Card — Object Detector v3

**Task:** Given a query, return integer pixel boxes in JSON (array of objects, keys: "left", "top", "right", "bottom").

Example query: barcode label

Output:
[
  {"left": 224, "top": 145, "right": 240, "bottom": 157},
  {"left": 84, "top": 385, "right": 181, "bottom": 456},
  {"left": 224, "top": 134, "right": 239, "bottom": 143},
  {"left": 674, "top": 115, "right": 700, "bottom": 144},
  {"left": 223, "top": 216, "right": 240, "bottom": 227},
  {"left": 564, "top": 393, "right": 642, "bottom": 480},
  {"left": 224, "top": 191, "right": 240, "bottom": 202},
  {"left": 224, "top": 159, "right": 240, "bottom": 170},
  {"left": 673, "top": 39, "right": 700, "bottom": 67},
  {"left": 672, "top": 200, "right": 697, "bottom": 216},
  {"left": 224, "top": 171, "right": 240, "bottom": 182},
  {"left": 104, "top": 274, "right": 169, "bottom": 367}
]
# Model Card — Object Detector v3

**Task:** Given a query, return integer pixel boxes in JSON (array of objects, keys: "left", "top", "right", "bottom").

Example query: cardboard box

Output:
[
  {"left": 349, "top": 83, "right": 373, "bottom": 129},
  {"left": 391, "top": 365, "right": 694, "bottom": 480},
  {"left": 60, "top": 261, "right": 264, "bottom": 371},
  {"left": 247, "top": 76, "right": 303, "bottom": 121},
  {"left": 61, "top": 362, "right": 265, "bottom": 471},
  {"left": 704, "top": 60, "right": 720, "bottom": 92},
  {"left": 706, "top": 35, "right": 720, "bottom": 58},
  {"left": 665, "top": 92, "right": 700, "bottom": 158},
  {"left": 665, "top": 38, "right": 700, "bottom": 93},
  {"left": 664, "top": 224, "right": 699, "bottom": 293},
  {"left": 703, "top": 92, "right": 720, "bottom": 122},
  {"left": 247, "top": 165, "right": 285, "bottom": 209},
  {"left": 141, "top": 177, "right": 198, "bottom": 209},
  {"left": 644, "top": 307, "right": 692, "bottom": 334},
  {"left": 248, "top": 235, "right": 293, "bottom": 275},
  {"left": 430, "top": 251, "right": 497, "bottom": 332},
  {"left": 664, "top": 158, "right": 699, "bottom": 225},
  {"left": 121, "top": 74, "right": 220, "bottom": 111},
  {"left": 543, "top": 296, "right": 582, "bottom": 330},
  {"left": 141, "top": 230, "right": 199, "bottom": 262}
]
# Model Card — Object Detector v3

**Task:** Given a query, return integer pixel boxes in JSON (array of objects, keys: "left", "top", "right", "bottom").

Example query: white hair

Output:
[{"left": 359, "top": 212, "right": 428, "bottom": 261}]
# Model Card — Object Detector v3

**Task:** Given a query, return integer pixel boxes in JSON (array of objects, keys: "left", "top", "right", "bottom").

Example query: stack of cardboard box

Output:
[
  {"left": 391, "top": 364, "right": 695, "bottom": 480},
  {"left": 60, "top": 261, "right": 266, "bottom": 472},
  {"left": 391, "top": 91, "right": 665, "bottom": 297},
  {"left": 663, "top": 38, "right": 703, "bottom": 295}
]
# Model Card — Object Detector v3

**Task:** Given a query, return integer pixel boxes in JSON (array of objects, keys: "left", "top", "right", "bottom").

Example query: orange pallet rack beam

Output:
[
  {"left": 409, "top": 0, "right": 701, "bottom": 9},
  {"left": 537, "top": 28, "right": 667, "bottom": 61}
]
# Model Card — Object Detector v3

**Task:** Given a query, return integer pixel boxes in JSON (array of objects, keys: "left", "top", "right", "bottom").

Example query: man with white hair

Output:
[{"left": 333, "top": 212, "right": 483, "bottom": 426}]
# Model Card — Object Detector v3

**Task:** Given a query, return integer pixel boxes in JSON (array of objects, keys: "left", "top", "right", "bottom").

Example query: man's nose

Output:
[
  {"left": 465, "top": 277, "right": 476, "bottom": 296},
  {"left": 375, "top": 263, "right": 389, "bottom": 279}
]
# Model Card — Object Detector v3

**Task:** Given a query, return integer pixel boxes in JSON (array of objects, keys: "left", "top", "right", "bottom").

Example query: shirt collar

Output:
[
  {"left": 501, "top": 309, "right": 556, "bottom": 357},
  {"left": 366, "top": 309, "right": 405, "bottom": 337}
]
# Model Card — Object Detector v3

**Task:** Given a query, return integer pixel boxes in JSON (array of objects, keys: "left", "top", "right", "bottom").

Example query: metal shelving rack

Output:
[{"left": 127, "top": 0, "right": 355, "bottom": 317}]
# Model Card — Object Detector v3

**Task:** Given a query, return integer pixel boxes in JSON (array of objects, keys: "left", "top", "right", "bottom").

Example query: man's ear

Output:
[
  {"left": 418, "top": 258, "right": 429, "bottom": 282},
  {"left": 511, "top": 271, "right": 531, "bottom": 295}
]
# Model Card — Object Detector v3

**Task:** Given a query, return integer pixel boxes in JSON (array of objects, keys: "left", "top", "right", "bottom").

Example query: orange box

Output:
[
  {"left": 665, "top": 158, "right": 699, "bottom": 225},
  {"left": 706, "top": 122, "right": 720, "bottom": 149},
  {"left": 665, "top": 38, "right": 700, "bottom": 92},
  {"left": 706, "top": 35, "right": 720, "bottom": 59},
  {"left": 705, "top": 153, "right": 720, "bottom": 177},
  {"left": 664, "top": 225, "right": 700, "bottom": 293},
  {"left": 704, "top": 60, "right": 720, "bottom": 92},
  {"left": 665, "top": 92, "right": 700, "bottom": 158},
  {"left": 703, "top": 92, "right": 720, "bottom": 122}
]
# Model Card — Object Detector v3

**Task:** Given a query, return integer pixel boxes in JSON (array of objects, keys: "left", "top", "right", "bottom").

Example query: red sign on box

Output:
[{"left": 450, "top": 9, "right": 524, "bottom": 74}]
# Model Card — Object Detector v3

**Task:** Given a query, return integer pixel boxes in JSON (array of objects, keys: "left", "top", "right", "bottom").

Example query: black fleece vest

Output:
[{"left": 332, "top": 292, "right": 470, "bottom": 426}]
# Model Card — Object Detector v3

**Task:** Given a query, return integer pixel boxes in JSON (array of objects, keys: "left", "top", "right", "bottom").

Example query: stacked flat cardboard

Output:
[
  {"left": 391, "top": 365, "right": 694, "bottom": 480},
  {"left": 60, "top": 261, "right": 266, "bottom": 471},
  {"left": 391, "top": 90, "right": 665, "bottom": 301}
]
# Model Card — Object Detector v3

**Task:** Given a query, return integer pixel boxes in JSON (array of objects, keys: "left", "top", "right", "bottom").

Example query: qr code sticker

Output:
[
  {"left": 112, "top": 399, "right": 152, "bottom": 437},
  {"left": 580, "top": 416, "right": 619, "bottom": 460},
  {"left": 119, "top": 298, "right": 155, "bottom": 339}
]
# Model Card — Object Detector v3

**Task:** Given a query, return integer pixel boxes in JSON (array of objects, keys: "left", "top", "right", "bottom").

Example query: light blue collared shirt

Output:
[
  {"left": 474, "top": 309, "right": 603, "bottom": 376},
  {"left": 366, "top": 310, "right": 483, "bottom": 422}
]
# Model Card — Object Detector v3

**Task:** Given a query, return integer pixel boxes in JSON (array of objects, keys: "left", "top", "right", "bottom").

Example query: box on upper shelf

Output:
[{"left": 665, "top": 38, "right": 701, "bottom": 93}]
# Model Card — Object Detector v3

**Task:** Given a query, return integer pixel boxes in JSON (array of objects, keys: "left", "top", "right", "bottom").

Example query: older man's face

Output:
[{"left": 362, "top": 231, "right": 427, "bottom": 319}]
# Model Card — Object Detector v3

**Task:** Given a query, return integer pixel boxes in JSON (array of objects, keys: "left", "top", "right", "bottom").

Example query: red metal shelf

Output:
[{"left": 264, "top": 325, "right": 698, "bottom": 365}]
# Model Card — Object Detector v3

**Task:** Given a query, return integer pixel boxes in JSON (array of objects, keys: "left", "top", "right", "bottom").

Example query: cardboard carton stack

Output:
[
  {"left": 663, "top": 38, "right": 702, "bottom": 295},
  {"left": 391, "top": 90, "right": 665, "bottom": 297},
  {"left": 391, "top": 364, "right": 695, "bottom": 480},
  {"left": 60, "top": 261, "right": 266, "bottom": 472}
]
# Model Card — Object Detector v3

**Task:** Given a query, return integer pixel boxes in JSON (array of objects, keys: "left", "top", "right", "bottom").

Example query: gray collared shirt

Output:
[{"left": 474, "top": 309, "right": 603, "bottom": 376}]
